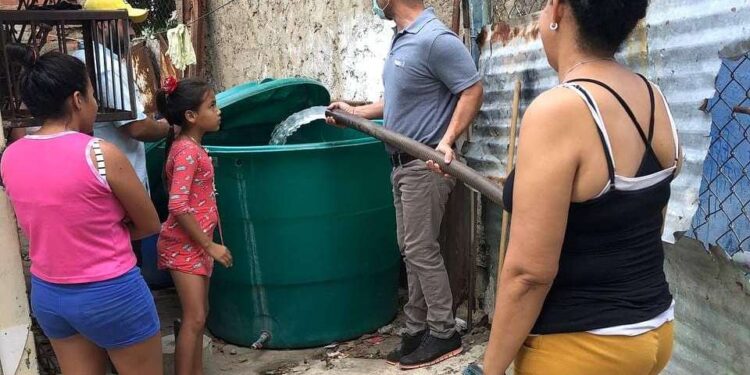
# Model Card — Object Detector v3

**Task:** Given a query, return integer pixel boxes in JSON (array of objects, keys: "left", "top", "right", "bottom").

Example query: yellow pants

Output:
[{"left": 514, "top": 322, "right": 674, "bottom": 375}]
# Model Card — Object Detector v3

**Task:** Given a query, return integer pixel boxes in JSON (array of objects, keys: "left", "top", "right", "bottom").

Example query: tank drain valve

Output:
[{"left": 251, "top": 331, "right": 271, "bottom": 350}]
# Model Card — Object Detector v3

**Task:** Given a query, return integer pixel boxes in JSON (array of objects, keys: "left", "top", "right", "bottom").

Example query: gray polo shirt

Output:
[{"left": 382, "top": 8, "right": 480, "bottom": 154}]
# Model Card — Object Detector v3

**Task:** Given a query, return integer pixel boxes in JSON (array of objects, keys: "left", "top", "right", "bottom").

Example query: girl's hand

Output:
[{"left": 207, "top": 242, "right": 233, "bottom": 268}]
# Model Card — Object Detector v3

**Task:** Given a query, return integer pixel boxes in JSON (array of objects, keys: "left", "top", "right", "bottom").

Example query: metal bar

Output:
[
  {"left": 92, "top": 22, "right": 105, "bottom": 112},
  {"left": 18, "top": 19, "right": 27, "bottom": 41},
  {"left": 124, "top": 20, "right": 136, "bottom": 118},
  {"left": 60, "top": 20, "right": 67, "bottom": 54},
  {"left": 0, "top": 21, "right": 16, "bottom": 121},
  {"left": 96, "top": 111, "right": 138, "bottom": 122},
  {"left": 82, "top": 20, "right": 99, "bottom": 101},
  {"left": 0, "top": 23, "right": 11, "bottom": 114},
  {"left": 31, "top": 23, "right": 39, "bottom": 49},
  {"left": 36, "top": 23, "right": 53, "bottom": 53},
  {"left": 0, "top": 11, "right": 141, "bottom": 124},
  {"left": 106, "top": 19, "right": 115, "bottom": 112},
  {"left": 26, "top": 22, "right": 36, "bottom": 49},
  {"left": 327, "top": 109, "right": 505, "bottom": 206},
  {"left": 102, "top": 21, "right": 117, "bottom": 112},
  {"left": 0, "top": 10, "right": 129, "bottom": 22},
  {"left": 56, "top": 23, "right": 63, "bottom": 52},
  {"left": 116, "top": 20, "right": 124, "bottom": 112}
]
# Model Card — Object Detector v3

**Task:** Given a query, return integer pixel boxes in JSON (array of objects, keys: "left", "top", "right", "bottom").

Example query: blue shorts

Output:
[{"left": 31, "top": 267, "right": 160, "bottom": 350}]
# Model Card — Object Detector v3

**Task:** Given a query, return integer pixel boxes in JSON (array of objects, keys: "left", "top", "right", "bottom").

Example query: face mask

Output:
[{"left": 372, "top": 0, "right": 390, "bottom": 20}]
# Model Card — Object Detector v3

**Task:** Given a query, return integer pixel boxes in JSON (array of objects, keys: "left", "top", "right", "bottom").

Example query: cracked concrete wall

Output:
[{"left": 206, "top": 0, "right": 454, "bottom": 101}]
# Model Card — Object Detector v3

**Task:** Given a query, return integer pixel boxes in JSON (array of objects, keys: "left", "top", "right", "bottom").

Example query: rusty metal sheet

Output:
[{"left": 131, "top": 40, "right": 159, "bottom": 115}]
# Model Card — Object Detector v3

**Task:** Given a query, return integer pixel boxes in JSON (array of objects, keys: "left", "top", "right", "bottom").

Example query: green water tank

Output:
[{"left": 147, "top": 78, "right": 399, "bottom": 349}]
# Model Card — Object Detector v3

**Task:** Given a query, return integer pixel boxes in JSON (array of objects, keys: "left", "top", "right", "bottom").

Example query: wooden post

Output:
[
  {"left": 451, "top": 0, "right": 461, "bottom": 34},
  {"left": 498, "top": 79, "right": 522, "bottom": 270},
  {"left": 0, "top": 116, "right": 39, "bottom": 375},
  {"left": 183, "top": 0, "right": 206, "bottom": 78}
]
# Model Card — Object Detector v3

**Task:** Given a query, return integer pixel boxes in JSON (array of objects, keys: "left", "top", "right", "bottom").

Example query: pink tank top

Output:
[{"left": 1, "top": 131, "right": 135, "bottom": 284}]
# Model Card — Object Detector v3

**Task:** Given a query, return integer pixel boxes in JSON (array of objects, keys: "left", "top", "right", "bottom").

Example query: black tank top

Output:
[{"left": 503, "top": 75, "right": 679, "bottom": 334}]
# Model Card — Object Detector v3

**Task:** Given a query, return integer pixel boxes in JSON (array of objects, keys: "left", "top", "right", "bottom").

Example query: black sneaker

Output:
[
  {"left": 385, "top": 330, "right": 427, "bottom": 366},
  {"left": 398, "top": 332, "right": 462, "bottom": 370}
]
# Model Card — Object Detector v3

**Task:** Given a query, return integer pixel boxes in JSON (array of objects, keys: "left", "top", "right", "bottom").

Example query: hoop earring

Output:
[{"left": 550, "top": 22, "right": 559, "bottom": 31}]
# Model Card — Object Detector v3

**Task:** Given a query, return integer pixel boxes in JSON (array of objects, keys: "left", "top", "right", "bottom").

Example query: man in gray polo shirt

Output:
[
  {"left": 72, "top": 21, "right": 171, "bottom": 267},
  {"left": 327, "top": 0, "right": 483, "bottom": 369}
]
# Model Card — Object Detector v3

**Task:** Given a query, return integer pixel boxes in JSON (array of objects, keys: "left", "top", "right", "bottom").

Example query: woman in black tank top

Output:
[{"left": 479, "top": 1, "right": 682, "bottom": 375}]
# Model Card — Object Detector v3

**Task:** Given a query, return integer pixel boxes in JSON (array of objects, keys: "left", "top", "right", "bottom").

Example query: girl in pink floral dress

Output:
[
  {"left": 158, "top": 136, "right": 220, "bottom": 276},
  {"left": 156, "top": 77, "right": 232, "bottom": 375}
]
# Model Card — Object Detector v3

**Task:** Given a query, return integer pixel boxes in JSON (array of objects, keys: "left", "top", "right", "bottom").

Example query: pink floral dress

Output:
[{"left": 157, "top": 138, "right": 219, "bottom": 276}]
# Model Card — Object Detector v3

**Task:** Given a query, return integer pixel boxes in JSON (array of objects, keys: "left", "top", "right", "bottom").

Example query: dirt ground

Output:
[
  {"left": 21, "top": 229, "right": 491, "bottom": 375},
  {"left": 29, "top": 281, "right": 490, "bottom": 375},
  {"left": 153, "top": 288, "right": 491, "bottom": 375}
]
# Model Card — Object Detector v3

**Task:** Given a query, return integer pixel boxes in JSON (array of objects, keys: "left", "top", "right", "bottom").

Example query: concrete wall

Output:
[
  {"left": 0, "top": 121, "right": 39, "bottom": 375},
  {"left": 205, "top": 0, "right": 454, "bottom": 101}
]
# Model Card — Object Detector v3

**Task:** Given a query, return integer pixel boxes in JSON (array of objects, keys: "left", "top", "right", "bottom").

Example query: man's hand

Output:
[
  {"left": 426, "top": 141, "right": 454, "bottom": 177},
  {"left": 325, "top": 102, "right": 357, "bottom": 128},
  {"left": 122, "top": 116, "right": 172, "bottom": 142}
]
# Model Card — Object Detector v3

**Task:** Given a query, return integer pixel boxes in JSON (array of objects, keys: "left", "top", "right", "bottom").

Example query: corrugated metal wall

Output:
[
  {"left": 470, "top": 0, "right": 750, "bottom": 245},
  {"left": 470, "top": 1, "right": 750, "bottom": 373}
]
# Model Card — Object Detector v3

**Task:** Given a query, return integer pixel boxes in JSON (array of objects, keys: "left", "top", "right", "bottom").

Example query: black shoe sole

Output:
[{"left": 398, "top": 346, "right": 463, "bottom": 370}]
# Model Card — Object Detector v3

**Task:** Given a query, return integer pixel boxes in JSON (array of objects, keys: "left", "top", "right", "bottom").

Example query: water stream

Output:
[{"left": 268, "top": 106, "right": 328, "bottom": 145}]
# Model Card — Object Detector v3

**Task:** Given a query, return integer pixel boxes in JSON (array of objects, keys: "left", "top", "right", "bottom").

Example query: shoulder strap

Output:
[
  {"left": 567, "top": 78, "right": 652, "bottom": 148},
  {"left": 636, "top": 74, "right": 657, "bottom": 144},
  {"left": 561, "top": 83, "right": 616, "bottom": 188},
  {"left": 92, "top": 139, "right": 106, "bottom": 179},
  {"left": 652, "top": 83, "right": 681, "bottom": 167}
]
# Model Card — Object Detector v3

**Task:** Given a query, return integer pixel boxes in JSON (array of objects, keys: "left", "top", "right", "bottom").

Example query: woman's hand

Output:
[
  {"left": 102, "top": 141, "right": 160, "bottom": 240},
  {"left": 207, "top": 242, "right": 233, "bottom": 268}
]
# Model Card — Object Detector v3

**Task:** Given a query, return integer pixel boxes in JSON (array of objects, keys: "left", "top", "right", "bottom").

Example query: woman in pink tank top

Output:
[{"left": 0, "top": 44, "right": 163, "bottom": 374}]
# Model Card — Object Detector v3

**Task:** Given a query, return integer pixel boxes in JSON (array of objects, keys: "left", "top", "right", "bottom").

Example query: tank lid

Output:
[{"left": 217, "top": 78, "right": 331, "bottom": 131}]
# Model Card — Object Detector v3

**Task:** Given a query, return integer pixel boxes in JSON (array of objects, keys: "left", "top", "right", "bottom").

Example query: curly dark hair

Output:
[{"left": 566, "top": 0, "right": 649, "bottom": 55}]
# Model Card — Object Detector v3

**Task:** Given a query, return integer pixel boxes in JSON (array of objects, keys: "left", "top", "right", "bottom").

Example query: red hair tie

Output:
[{"left": 162, "top": 76, "right": 178, "bottom": 96}]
